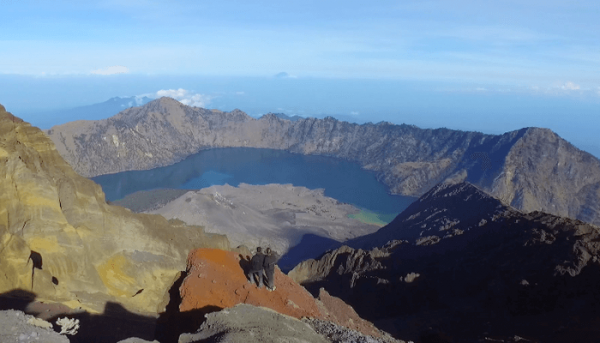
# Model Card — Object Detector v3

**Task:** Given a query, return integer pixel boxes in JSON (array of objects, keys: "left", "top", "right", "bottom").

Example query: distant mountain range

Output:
[
  {"left": 46, "top": 97, "right": 600, "bottom": 227},
  {"left": 31, "top": 96, "right": 153, "bottom": 129},
  {"left": 289, "top": 181, "right": 600, "bottom": 342}
]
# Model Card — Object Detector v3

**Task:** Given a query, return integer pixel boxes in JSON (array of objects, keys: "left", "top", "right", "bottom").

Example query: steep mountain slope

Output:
[
  {"left": 46, "top": 97, "right": 600, "bottom": 226},
  {"left": 346, "top": 181, "right": 519, "bottom": 249},
  {"left": 289, "top": 182, "right": 600, "bottom": 342},
  {"left": 0, "top": 104, "right": 229, "bottom": 314}
]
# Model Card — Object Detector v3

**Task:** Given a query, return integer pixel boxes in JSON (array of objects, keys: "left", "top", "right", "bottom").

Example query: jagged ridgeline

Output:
[
  {"left": 0, "top": 104, "right": 229, "bottom": 313},
  {"left": 47, "top": 97, "right": 600, "bottom": 226}
]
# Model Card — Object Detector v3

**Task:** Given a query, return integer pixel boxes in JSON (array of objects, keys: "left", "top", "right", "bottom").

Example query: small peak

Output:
[
  {"left": 138, "top": 97, "right": 184, "bottom": 112},
  {"left": 424, "top": 181, "right": 489, "bottom": 199},
  {"left": 156, "top": 96, "right": 181, "bottom": 105},
  {"left": 522, "top": 127, "right": 561, "bottom": 141}
]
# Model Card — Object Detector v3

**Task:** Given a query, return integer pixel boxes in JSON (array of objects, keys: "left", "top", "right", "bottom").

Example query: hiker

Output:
[
  {"left": 247, "top": 247, "right": 265, "bottom": 288},
  {"left": 263, "top": 247, "right": 279, "bottom": 291}
]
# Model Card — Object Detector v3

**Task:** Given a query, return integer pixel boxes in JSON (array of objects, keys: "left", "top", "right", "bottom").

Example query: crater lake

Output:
[{"left": 91, "top": 148, "right": 415, "bottom": 224}]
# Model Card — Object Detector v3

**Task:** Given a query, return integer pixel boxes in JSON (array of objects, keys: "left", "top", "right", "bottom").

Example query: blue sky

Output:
[{"left": 1, "top": 0, "right": 599, "bottom": 155}]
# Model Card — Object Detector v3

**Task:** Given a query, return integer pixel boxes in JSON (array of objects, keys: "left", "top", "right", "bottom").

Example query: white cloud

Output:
[
  {"left": 154, "top": 88, "right": 212, "bottom": 107},
  {"left": 561, "top": 81, "right": 580, "bottom": 91},
  {"left": 90, "top": 65, "right": 129, "bottom": 75},
  {"left": 274, "top": 72, "right": 297, "bottom": 79},
  {"left": 350, "top": 111, "right": 359, "bottom": 116},
  {"left": 235, "top": 91, "right": 245, "bottom": 95}
]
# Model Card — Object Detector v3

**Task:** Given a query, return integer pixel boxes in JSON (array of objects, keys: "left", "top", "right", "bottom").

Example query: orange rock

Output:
[
  {"left": 180, "top": 248, "right": 324, "bottom": 320},
  {"left": 180, "top": 248, "right": 393, "bottom": 339}
]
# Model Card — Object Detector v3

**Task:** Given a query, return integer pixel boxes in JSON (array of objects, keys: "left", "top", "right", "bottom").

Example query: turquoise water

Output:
[{"left": 92, "top": 148, "right": 415, "bottom": 223}]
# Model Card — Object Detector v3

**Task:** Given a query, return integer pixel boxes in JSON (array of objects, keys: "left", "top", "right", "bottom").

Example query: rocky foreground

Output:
[
  {"left": 0, "top": 104, "right": 228, "bottom": 314},
  {"left": 47, "top": 97, "right": 600, "bottom": 226},
  {"left": 177, "top": 248, "right": 399, "bottom": 342},
  {"left": 0, "top": 247, "right": 403, "bottom": 343},
  {"left": 290, "top": 182, "right": 600, "bottom": 342}
]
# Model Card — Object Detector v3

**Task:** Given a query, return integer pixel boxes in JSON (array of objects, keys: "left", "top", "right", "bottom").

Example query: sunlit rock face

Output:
[
  {"left": 47, "top": 97, "right": 600, "bottom": 226},
  {"left": 0, "top": 104, "right": 229, "bottom": 313}
]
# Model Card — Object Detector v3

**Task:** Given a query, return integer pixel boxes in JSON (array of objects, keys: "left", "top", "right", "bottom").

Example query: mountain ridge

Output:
[{"left": 46, "top": 97, "right": 600, "bottom": 226}]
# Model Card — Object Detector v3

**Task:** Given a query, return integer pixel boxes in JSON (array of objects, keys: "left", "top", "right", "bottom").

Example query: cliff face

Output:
[
  {"left": 0, "top": 104, "right": 229, "bottom": 314},
  {"left": 288, "top": 182, "right": 600, "bottom": 342},
  {"left": 46, "top": 98, "right": 600, "bottom": 226}
]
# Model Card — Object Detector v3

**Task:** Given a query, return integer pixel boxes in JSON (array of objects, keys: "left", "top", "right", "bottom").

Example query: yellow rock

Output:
[{"left": 0, "top": 105, "right": 230, "bottom": 314}]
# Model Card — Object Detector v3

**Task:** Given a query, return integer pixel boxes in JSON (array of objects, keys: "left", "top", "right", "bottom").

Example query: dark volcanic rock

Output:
[
  {"left": 46, "top": 98, "right": 600, "bottom": 226},
  {"left": 289, "top": 182, "right": 600, "bottom": 342},
  {"left": 346, "top": 181, "right": 519, "bottom": 249}
]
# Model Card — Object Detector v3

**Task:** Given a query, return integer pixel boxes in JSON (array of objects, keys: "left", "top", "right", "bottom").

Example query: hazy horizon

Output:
[{"left": 1, "top": 1, "right": 598, "bottom": 156}]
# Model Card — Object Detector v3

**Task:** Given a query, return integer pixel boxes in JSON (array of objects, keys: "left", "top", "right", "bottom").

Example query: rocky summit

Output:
[
  {"left": 179, "top": 248, "right": 396, "bottom": 340},
  {"left": 47, "top": 97, "right": 600, "bottom": 226},
  {"left": 0, "top": 104, "right": 229, "bottom": 315},
  {"left": 289, "top": 182, "right": 600, "bottom": 342}
]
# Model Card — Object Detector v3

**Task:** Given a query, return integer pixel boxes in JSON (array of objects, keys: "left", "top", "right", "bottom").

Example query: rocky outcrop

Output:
[
  {"left": 46, "top": 97, "right": 600, "bottom": 226},
  {"left": 0, "top": 104, "right": 229, "bottom": 314},
  {"left": 289, "top": 182, "right": 600, "bottom": 342},
  {"left": 178, "top": 304, "right": 330, "bottom": 343},
  {"left": 179, "top": 304, "right": 404, "bottom": 343},
  {"left": 179, "top": 248, "right": 397, "bottom": 340}
]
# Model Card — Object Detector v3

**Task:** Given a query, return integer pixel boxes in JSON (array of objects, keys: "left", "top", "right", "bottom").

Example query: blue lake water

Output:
[{"left": 92, "top": 148, "right": 415, "bottom": 223}]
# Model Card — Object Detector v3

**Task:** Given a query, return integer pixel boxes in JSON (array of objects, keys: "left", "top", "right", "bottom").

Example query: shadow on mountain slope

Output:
[
  {"left": 290, "top": 182, "right": 600, "bottom": 342},
  {"left": 279, "top": 233, "right": 343, "bottom": 272}
]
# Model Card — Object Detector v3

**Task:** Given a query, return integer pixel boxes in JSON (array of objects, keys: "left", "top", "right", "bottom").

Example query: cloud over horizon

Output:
[
  {"left": 561, "top": 82, "right": 581, "bottom": 91},
  {"left": 90, "top": 66, "right": 129, "bottom": 75},
  {"left": 274, "top": 72, "right": 297, "bottom": 79},
  {"left": 154, "top": 88, "right": 213, "bottom": 107}
]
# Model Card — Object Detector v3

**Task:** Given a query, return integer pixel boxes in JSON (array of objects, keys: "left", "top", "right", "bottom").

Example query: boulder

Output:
[{"left": 179, "top": 304, "right": 329, "bottom": 343}]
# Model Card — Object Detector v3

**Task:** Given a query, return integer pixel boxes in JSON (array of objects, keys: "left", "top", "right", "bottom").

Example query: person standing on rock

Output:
[
  {"left": 263, "top": 247, "right": 279, "bottom": 291},
  {"left": 247, "top": 247, "right": 266, "bottom": 288}
]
